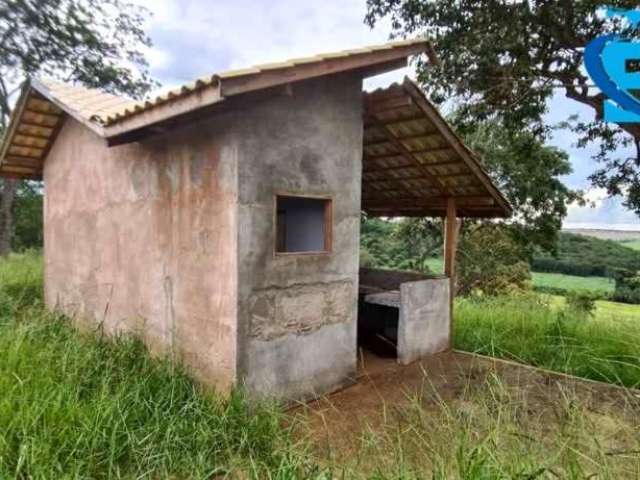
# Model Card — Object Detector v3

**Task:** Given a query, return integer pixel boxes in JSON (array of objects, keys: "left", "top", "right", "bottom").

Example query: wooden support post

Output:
[{"left": 443, "top": 197, "right": 458, "bottom": 349}]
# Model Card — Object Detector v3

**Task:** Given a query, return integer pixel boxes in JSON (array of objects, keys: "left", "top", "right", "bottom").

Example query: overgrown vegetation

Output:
[
  {"left": 456, "top": 224, "right": 531, "bottom": 296},
  {"left": 455, "top": 294, "right": 640, "bottom": 388},
  {"left": 0, "top": 253, "right": 321, "bottom": 479}
]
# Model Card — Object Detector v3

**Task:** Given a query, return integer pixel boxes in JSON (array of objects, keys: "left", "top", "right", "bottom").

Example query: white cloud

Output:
[
  {"left": 565, "top": 187, "right": 639, "bottom": 230},
  {"left": 132, "top": 0, "right": 407, "bottom": 90}
]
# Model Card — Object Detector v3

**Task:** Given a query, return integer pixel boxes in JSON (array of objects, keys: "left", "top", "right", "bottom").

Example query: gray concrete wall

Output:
[
  {"left": 397, "top": 278, "right": 450, "bottom": 365},
  {"left": 234, "top": 73, "right": 364, "bottom": 400},
  {"left": 43, "top": 115, "right": 239, "bottom": 391}
]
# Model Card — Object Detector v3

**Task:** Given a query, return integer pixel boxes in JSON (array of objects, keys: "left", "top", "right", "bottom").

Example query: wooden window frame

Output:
[{"left": 273, "top": 192, "right": 333, "bottom": 256}]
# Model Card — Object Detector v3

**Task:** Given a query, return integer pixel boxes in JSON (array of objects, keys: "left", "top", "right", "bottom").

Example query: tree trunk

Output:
[{"left": 0, "top": 179, "right": 18, "bottom": 256}]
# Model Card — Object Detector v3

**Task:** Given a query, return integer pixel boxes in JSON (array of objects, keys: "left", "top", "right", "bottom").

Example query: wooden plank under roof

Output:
[
  {"left": 361, "top": 78, "right": 511, "bottom": 219},
  {"left": 0, "top": 83, "right": 66, "bottom": 180}
]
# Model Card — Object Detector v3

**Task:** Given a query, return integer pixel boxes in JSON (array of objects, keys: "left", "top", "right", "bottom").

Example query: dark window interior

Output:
[{"left": 275, "top": 195, "right": 332, "bottom": 253}]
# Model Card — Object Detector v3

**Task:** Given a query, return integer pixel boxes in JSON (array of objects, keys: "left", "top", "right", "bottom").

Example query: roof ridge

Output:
[{"left": 31, "top": 38, "right": 432, "bottom": 129}]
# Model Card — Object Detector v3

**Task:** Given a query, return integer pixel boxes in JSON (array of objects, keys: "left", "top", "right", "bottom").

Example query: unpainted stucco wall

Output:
[
  {"left": 43, "top": 115, "right": 238, "bottom": 390},
  {"left": 398, "top": 278, "right": 450, "bottom": 364},
  {"left": 233, "top": 73, "right": 364, "bottom": 400}
]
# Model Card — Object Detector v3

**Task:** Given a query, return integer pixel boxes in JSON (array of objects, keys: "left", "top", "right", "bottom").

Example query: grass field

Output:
[
  {"left": 2, "top": 252, "right": 640, "bottom": 477},
  {"left": 455, "top": 294, "right": 640, "bottom": 388},
  {"left": 531, "top": 271, "right": 615, "bottom": 294},
  {"left": 546, "top": 294, "right": 640, "bottom": 322},
  {"left": 425, "top": 256, "right": 617, "bottom": 295},
  {"left": 623, "top": 239, "right": 640, "bottom": 251}
]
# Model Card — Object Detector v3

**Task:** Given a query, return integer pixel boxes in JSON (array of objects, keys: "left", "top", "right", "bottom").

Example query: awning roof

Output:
[{"left": 362, "top": 79, "right": 511, "bottom": 218}]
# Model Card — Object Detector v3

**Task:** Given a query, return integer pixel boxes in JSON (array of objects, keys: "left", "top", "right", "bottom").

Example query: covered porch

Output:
[{"left": 357, "top": 78, "right": 511, "bottom": 363}]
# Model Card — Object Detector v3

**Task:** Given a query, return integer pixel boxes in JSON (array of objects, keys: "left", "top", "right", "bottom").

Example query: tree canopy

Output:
[
  {"left": 460, "top": 119, "right": 579, "bottom": 252},
  {"left": 365, "top": 0, "right": 640, "bottom": 216},
  {"left": 0, "top": 0, "right": 155, "bottom": 254}
]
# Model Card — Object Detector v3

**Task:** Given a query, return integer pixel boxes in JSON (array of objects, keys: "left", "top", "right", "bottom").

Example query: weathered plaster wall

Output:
[
  {"left": 398, "top": 278, "right": 450, "bottom": 365},
  {"left": 43, "top": 115, "right": 238, "bottom": 390},
  {"left": 234, "top": 73, "right": 364, "bottom": 400}
]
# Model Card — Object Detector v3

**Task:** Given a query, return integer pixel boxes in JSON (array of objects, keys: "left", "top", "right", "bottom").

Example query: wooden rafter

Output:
[
  {"left": 366, "top": 114, "right": 449, "bottom": 196},
  {"left": 402, "top": 78, "right": 511, "bottom": 216}
]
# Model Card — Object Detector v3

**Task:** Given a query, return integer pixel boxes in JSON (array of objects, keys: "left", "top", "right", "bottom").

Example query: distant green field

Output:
[
  {"left": 531, "top": 271, "right": 615, "bottom": 294},
  {"left": 622, "top": 239, "right": 640, "bottom": 251},
  {"left": 425, "top": 257, "right": 616, "bottom": 294}
]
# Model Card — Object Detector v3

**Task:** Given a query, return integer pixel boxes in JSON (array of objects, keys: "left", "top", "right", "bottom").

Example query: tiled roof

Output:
[
  {"left": 36, "top": 80, "right": 137, "bottom": 126},
  {"left": 0, "top": 38, "right": 435, "bottom": 180},
  {"left": 33, "top": 38, "right": 434, "bottom": 128}
]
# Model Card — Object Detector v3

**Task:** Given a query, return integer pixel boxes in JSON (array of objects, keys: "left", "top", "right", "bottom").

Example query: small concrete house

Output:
[{"left": 0, "top": 40, "right": 510, "bottom": 400}]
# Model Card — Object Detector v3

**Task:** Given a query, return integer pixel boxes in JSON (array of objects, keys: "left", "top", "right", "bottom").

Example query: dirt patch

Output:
[{"left": 290, "top": 350, "right": 640, "bottom": 464}]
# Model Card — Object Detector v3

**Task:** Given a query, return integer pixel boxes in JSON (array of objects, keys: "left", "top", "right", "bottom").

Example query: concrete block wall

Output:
[{"left": 233, "top": 73, "right": 364, "bottom": 400}]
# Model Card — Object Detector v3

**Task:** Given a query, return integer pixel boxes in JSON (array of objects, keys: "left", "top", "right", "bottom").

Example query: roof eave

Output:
[{"left": 31, "top": 79, "right": 105, "bottom": 137}]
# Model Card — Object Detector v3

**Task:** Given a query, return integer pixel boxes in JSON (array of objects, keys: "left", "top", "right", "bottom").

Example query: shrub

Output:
[
  {"left": 457, "top": 224, "right": 531, "bottom": 296},
  {"left": 565, "top": 291, "right": 597, "bottom": 316},
  {"left": 612, "top": 269, "right": 640, "bottom": 304}
]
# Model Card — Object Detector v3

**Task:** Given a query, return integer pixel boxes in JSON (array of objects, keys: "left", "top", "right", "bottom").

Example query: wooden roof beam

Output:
[
  {"left": 365, "top": 146, "right": 454, "bottom": 161},
  {"left": 363, "top": 115, "right": 450, "bottom": 195},
  {"left": 363, "top": 131, "right": 442, "bottom": 150},
  {"left": 365, "top": 173, "right": 438, "bottom": 185},
  {"left": 363, "top": 158, "right": 463, "bottom": 176},
  {"left": 402, "top": 78, "right": 512, "bottom": 216},
  {"left": 3, "top": 156, "right": 43, "bottom": 167},
  {"left": 363, "top": 195, "right": 496, "bottom": 208}
]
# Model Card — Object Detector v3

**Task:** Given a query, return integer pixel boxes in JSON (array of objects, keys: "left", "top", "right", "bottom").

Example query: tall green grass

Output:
[
  {"left": 455, "top": 294, "right": 640, "bottom": 388},
  {"left": 0, "top": 253, "right": 322, "bottom": 479}
]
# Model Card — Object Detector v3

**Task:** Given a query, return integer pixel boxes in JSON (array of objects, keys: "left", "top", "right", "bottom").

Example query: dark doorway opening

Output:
[{"left": 357, "top": 295, "right": 398, "bottom": 359}]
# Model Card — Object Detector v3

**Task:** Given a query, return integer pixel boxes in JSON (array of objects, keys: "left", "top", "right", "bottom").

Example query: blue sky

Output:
[{"left": 134, "top": 0, "right": 638, "bottom": 230}]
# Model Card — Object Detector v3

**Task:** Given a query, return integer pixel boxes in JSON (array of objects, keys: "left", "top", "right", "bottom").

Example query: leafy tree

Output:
[
  {"left": 612, "top": 268, "right": 640, "bottom": 304},
  {"left": 461, "top": 120, "right": 580, "bottom": 253},
  {"left": 365, "top": 0, "right": 640, "bottom": 215},
  {"left": 12, "top": 181, "right": 42, "bottom": 251},
  {"left": 0, "top": 0, "right": 155, "bottom": 254},
  {"left": 456, "top": 223, "right": 531, "bottom": 296},
  {"left": 393, "top": 218, "right": 442, "bottom": 271}
]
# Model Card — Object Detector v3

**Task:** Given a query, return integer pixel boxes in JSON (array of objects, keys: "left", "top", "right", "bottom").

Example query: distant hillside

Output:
[
  {"left": 533, "top": 232, "right": 640, "bottom": 276},
  {"left": 563, "top": 228, "right": 640, "bottom": 241}
]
